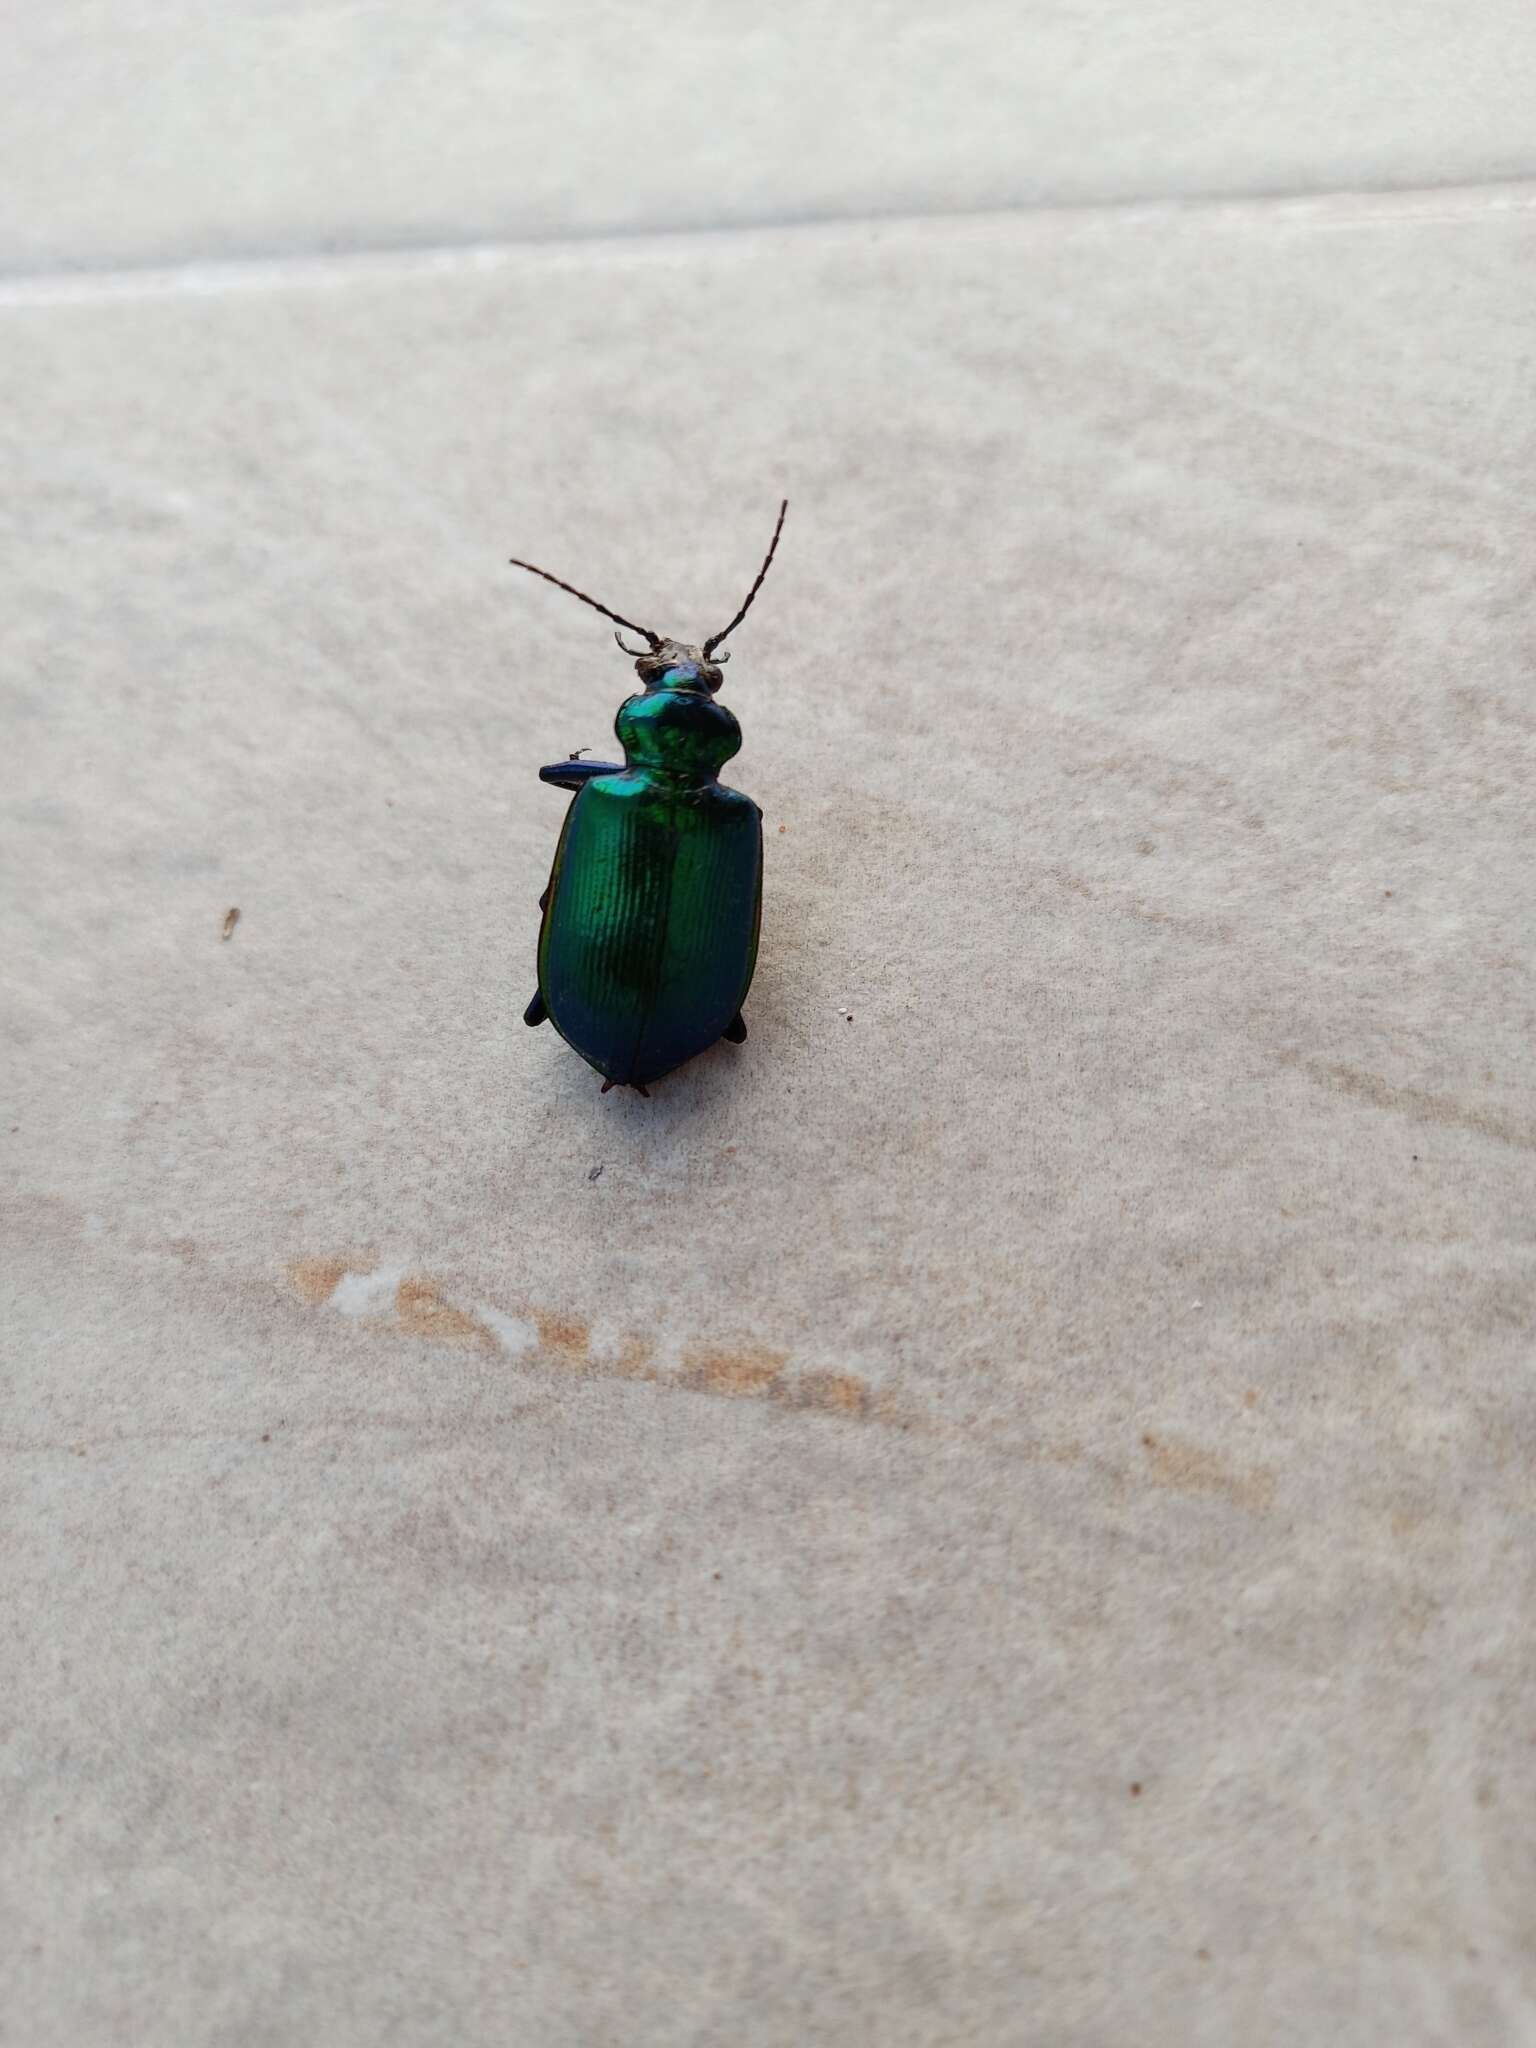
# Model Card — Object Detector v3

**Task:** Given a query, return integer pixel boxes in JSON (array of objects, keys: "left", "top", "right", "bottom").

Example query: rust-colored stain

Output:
[
  {"left": 396, "top": 1276, "right": 491, "bottom": 1348},
  {"left": 787, "top": 1371, "right": 869, "bottom": 1417},
  {"left": 535, "top": 1309, "right": 591, "bottom": 1365},
  {"left": 681, "top": 1343, "right": 788, "bottom": 1398},
  {"left": 287, "top": 1257, "right": 900, "bottom": 1428},
  {"left": 1141, "top": 1431, "right": 1275, "bottom": 1513},
  {"left": 1273, "top": 1048, "right": 1534, "bottom": 1153},
  {"left": 288, "top": 1255, "right": 352, "bottom": 1305},
  {"left": 610, "top": 1333, "right": 659, "bottom": 1381}
]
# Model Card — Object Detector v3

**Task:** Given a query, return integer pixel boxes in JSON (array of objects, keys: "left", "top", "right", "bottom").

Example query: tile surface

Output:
[
  {"left": 4, "top": 4, "right": 1536, "bottom": 271},
  {"left": 4, "top": 189, "right": 1536, "bottom": 2042}
]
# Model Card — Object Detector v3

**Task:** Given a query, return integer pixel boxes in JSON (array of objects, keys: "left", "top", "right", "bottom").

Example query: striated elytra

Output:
[{"left": 510, "top": 503, "right": 787, "bottom": 1097}]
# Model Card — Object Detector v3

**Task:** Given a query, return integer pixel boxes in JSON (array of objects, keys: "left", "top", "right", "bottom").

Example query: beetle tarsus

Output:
[
  {"left": 523, "top": 991, "right": 547, "bottom": 1027},
  {"left": 600, "top": 1078, "right": 616, "bottom": 1094},
  {"left": 722, "top": 1012, "right": 747, "bottom": 1044}
]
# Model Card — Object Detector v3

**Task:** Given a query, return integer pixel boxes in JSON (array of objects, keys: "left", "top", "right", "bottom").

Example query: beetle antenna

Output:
[
  {"left": 508, "top": 555, "right": 661, "bottom": 649},
  {"left": 702, "top": 500, "right": 788, "bottom": 658}
]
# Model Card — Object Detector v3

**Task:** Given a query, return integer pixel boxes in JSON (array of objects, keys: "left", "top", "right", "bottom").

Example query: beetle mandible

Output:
[{"left": 509, "top": 501, "right": 788, "bottom": 1097}]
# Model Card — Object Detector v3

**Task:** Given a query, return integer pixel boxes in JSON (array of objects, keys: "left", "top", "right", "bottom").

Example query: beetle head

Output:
[
  {"left": 508, "top": 500, "right": 786, "bottom": 697},
  {"left": 614, "top": 634, "right": 726, "bottom": 694}
]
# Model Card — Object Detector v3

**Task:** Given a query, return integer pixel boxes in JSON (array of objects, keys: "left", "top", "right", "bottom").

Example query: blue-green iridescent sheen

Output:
[{"left": 536, "top": 677, "right": 762, "bottom": 1086}]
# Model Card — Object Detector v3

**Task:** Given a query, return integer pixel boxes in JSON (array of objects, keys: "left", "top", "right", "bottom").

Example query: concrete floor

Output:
[{"left": 4, "top": 11, "right": 1536, "bottom": 2044}]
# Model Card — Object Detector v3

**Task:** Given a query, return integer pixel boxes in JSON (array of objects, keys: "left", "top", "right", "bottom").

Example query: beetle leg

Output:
[
  {"left": 523, "top": 991, "right": 548, "bottom": 1027},
  {"left": 722, "top": 1012, "right": 747, "bottom": 1044},
  {"left": 539, "top": 759, "right": 623, "bottom": 793}
]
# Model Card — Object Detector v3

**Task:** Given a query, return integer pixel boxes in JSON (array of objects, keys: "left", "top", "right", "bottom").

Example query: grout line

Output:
[{"left": 2, "top": 178, "right": 1535, "bottom": 307}]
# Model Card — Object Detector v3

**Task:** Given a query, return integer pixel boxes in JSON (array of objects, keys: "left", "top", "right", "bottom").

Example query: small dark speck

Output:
[
  {"left": 1412, "top": 1154, "right": 1419, "bottom": 1162},
  {"left": 1129, "top": 1782, "right": 1143, "bottom": 1797},
  {"left": 712, "top": 1571, "right": 721, "bottom": 1580},
  {"left": 845, "top": 1013, "right": 854, "bottom": 1023},
  {"left": 588, "top": 1164, "right": 604, "bottom": 1183},
  {"left": 1196, "top": 1947, "right": 1211, "bottom": 1962},
  {"left": 261, "top": 1433, "right": 271, "bottom": 1443},
  {"left": 1384, "top": 889, "right": 1393, "bottom": 897},
  {"left": 220, "top": 907, "right": 240, "bottom": 941}
]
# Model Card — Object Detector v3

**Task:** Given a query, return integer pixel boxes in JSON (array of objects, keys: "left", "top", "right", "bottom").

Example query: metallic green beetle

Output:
[{"left": 510, "top": 503, "right": 787, "bottom": 1097}]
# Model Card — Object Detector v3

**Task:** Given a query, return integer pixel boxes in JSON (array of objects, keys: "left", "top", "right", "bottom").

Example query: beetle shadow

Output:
[{"left": 536, "top": 1025, "right": 759, "bottom": 1120}]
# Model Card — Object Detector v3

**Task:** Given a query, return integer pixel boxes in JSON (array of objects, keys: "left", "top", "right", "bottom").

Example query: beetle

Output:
[{"left": 509, "top": 502, "right": 787, "bottom": 1097}]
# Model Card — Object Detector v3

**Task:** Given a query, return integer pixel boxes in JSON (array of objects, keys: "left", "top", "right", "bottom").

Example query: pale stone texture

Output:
[
  {"left": 3, "top": 4, "right": 1536, "bottom": 272},
  {"left": 4, "top": 187, "right": 1535, "bottom": 2041}
]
